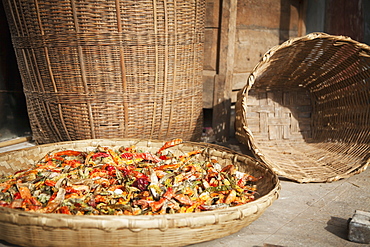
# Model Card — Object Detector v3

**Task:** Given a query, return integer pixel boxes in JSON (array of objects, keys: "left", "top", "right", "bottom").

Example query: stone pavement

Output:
[{"left": 0, "top": 140, "right": 369, "bottom": 247}]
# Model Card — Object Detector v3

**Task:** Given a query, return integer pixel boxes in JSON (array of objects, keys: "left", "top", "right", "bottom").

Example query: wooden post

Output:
[
  {"left": 298, "top": 0, "right": 307, "bottom": 37},
  {"left": 212, "top": 0, "right": 237, "bottom": 142}
]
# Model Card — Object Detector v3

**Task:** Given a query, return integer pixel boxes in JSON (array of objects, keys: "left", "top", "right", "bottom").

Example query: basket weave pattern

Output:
[
  {"left": 0, "top": 139, "right": 280, "bottom": 247},
  {"left": 3, "top": 0, "right": 205, "bottom": 144},
  {"left": 236, "top": 33, "right": 370, "bottom": 183}
]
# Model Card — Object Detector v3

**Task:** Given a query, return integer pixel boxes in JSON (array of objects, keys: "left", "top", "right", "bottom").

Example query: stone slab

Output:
[{"left": 348, "top": 210, "right": 370, "bottom": 244}]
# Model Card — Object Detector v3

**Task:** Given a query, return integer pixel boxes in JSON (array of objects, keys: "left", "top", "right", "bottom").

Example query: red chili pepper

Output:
[
  {"left": 91, "top": 152, "right": 110, "bottom": 160},
  {"left": 91, "top": 168, "right": 102, "bottom": 173},
  {"left": 157, "top": 139, "right": 183, "bottom": 153},
  {"left": 121, "top": 153, "right": 134, "bottom": 159},
  {"left": 121, "top": 153, "right": 161, "bottom": 163},
  {"left": 18, "top": 186, "right": 32, "bottom": 200},
  {"left": 154, "top": 164, "right": 180, "bottom": 171},
  {"left": 14, "top": 169, "right": 27, "bottom": 175},
  {"left": 225, "top": 190, "right": 237, "bottom": 204},
  {"left": 205, "top": 168, "right": 218, "bottom": 180},
  {"left": 29, "top": 197, "right": 42, "bottom": 207},
  {"left": 44, "top": 180, "right": 57, "bottom": 187},
  {"left": 65, "top": 186, "right": 80, "bottom": 194},
  {"left": 48, "top": 192, "right": 58, "bottom": 203},
  {"left": 0, "top": 201, "right": 9, "bottom": 207},
  {"left": 237, "top": 175, "right": 262, "bottom": 187},
  {"left": 63, "top": 159, "right": 83, "bottom": 168},
  {"left": 105, "top": 165, "right": 115, "bottom": 172},
  {"left": 179, "top": 150, "right": 202, "bottom": 159},
  {"left": 150, "top": 187, "right": 175, "bottom": 212},
  {"left": 117, "top": 166, "right": 147, "bottom": 179},
  {"left": 107, "top": 179, "right": 116, "bottom": 185},
  {"left": 132, "top": 177, "right": 149, "bottom": 191},
  {"left": 137, "top": 153, "right": 161, "bottom": 163},
  {"left": 124, "top": 169, "right": 148, "bottom": 180},
  {"left": 94, "top": 195, "right": 107, "bottom": 203},
  {"left": 1, "top": 182, "right": 14, "bottom": 193},
  {"left": 159, "top": 155, "right": 170, "bottom": 160},
  {"left": 237, "top": 178, "right": 245, "bottom": 187},
  {"left": 57, "top": 206, "right": 72, "bottom": 215},
  {"left": 221, "top": 164, "right": 235, "bottom": 173},
  {"left": 13, "top": 192, "right": 22, "bottom": 200},
  {"left": 50, "top": 156, "right": 64, "bottom": 161},
  {"left": 88, "top": 198, "right": 96, "bottom": 207},
  {"left": 174, "top": 194, "right": 194, "bottom": 206},
  {"left": 250, "top": 175, "right": 263, "bottom": 182},
  {"left": 124, "top": 146, "right": 135, "bottom": 152},
  {"left": 53, "top": 150, "right": 85, "bottom": 158}
]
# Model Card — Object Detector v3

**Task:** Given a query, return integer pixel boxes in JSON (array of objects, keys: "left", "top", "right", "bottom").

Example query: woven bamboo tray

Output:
[
  {"left": 235, "top": 33, "right": 370, "bottom": 183},
  {"left": 3, "top": 0, "right": 205, "bottom": 144},
  {"left": 0, "top": 139, "right": 280, "bottom": 247}
]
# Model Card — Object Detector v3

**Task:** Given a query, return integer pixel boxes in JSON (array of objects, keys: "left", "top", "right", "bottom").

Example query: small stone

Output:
[{"left": 348, "top": 210, "right": 370, "bottom": 244}]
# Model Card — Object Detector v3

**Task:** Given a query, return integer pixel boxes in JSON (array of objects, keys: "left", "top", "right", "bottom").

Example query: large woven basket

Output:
[
  {"left": 0, "top": 139, "right": 279, "bottom": 247},
  {"left": 2, "top": 0, "right": 205, "bottom": 144},
  {"left": 235, "top": 33, "right": 370, "bottom": 183}
]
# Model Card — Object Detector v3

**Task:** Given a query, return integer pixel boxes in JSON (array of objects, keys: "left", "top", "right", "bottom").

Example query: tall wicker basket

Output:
[
  {"left": 235, "top": 33, "right": 370, "bottom": 183},
  {"left": 2, "top": 0, "right": 205, "bottom": 144}
]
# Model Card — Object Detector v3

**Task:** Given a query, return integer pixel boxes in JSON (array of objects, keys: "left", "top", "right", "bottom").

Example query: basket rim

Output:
[{"left": 243, "top": 32, "right": 370, "bottom": 93}]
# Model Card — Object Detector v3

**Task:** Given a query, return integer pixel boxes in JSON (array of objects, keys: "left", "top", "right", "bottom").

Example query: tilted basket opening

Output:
[{"left": 236, "top": 33, "right": 370, "bottom": 183}]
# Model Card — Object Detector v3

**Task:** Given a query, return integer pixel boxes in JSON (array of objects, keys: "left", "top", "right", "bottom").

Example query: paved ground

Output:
[{"left": 0, "top": 140, "right": 369, "bottom": 247}]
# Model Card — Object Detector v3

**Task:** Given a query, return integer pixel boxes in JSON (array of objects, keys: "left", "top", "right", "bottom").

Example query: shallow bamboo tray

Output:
[
  {"left": 235, "top": 33, "right": 370, "bottom": 183},
  {"left": 0, "top": 139, "right": 280, "bottom": 247}
]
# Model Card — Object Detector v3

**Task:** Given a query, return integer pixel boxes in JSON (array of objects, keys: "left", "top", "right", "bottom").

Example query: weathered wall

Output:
[
  {"left": 325, "top": 0, "right": 364, "bottom": 43},
  {"left": 203, "top": 0, "right": 220, "bottom": 109},
  {"left": 203, "top": 0, "right": 304, "bottom": 109},
  {"left": 232, "top": 0, "right": 303, "bottom": 100},
  {"left": 305, "top": 0, "right": 325, "bottom": 34}
]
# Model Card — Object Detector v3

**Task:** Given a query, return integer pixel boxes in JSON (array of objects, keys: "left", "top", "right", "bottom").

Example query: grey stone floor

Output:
[{"left": 0, "top": 140, "right": 369, "bottom": 247}]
